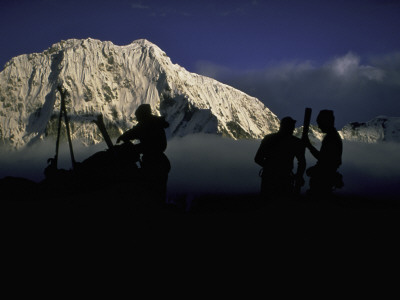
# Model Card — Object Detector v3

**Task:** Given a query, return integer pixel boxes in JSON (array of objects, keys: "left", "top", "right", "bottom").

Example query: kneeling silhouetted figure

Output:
[
  {"left": 255, "top": 117, "right": 306, "bottom": 199},
  {"left": 117, "top": 104, "right": 171, "bottom": 202},
  {"left": 304, "top": 110, "right": 343, "bottom": 196}
]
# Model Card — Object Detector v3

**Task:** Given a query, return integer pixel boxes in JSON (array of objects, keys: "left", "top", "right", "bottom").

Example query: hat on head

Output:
[
  {"left": 280, "top": 116, "right": 296, "bottom": 126},
  {"left": 135, "top": 104, "right": 152, "bottom": 120}
]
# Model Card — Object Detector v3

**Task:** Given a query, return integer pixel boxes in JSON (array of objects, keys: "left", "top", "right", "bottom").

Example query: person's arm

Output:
[
  {"left": 116, "top": 126, "right": 139, "bottom": 144},
  {"left": 254, "top": 139, "right": 267, "bottom": 167},
  {"left": 294, "top": 143, "right": 306, "bottom": 191},
  {"left": 296, "top": 151, "right": 306, "bottom": 178},
  {"left": 304, "top": 136, "right": 320, "bottom": 160}
]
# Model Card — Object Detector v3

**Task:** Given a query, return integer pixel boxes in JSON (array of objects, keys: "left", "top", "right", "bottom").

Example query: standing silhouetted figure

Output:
[
  {"left": 304, "top": 110, "right": 343, "bottom": 196},
  {"left": 255, "top": 117, "right": 306, "bottom": 199},
  {"left": 117, "top": 104, "right": 171, "bottom": 202}
]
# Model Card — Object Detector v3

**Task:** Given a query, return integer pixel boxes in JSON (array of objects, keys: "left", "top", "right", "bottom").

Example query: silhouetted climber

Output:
[
  {"left": 117, "top": 104, "right": 171, "bottom": 201},
  {"left": 304, "top": 110, "right": 343, "bottom": 196},
  {"left": 255, "top": 117, "right": 306, "bottom": 198}
]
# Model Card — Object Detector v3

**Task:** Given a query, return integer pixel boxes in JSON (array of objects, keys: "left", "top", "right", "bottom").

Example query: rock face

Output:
[{"left": 0, "top": 38, "right": 280, "bottom": 149}]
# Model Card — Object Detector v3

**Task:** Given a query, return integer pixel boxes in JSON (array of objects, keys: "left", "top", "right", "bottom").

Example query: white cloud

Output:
[
  {"left": 330, "top": 52, "right": 360, "bottom": 76},
  {"left": 195, "top": 52, "right": 399, "bottom": 128},
  {"left": 328, "top": 52, "right": 385, "bottom": 80}
]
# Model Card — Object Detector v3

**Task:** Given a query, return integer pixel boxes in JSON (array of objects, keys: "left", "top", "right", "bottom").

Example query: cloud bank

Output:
[
  {"left": 1, "top": 135, "right": 399, "bottom": 201},
  {"left": 166, "top": 135, "right": 400, "bottom": 200},
  {"left": 196, "top": 52, "right": 400, "bottom": 128}
]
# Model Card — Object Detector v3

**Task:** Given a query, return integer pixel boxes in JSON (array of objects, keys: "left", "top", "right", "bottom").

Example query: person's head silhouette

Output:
[
  {"left": 135, "top": 104, "right": 152, "bottom": 122},
  {"left": 279, "top": 116, "right": 296, "bottom": 135},
  {"left": 316, "top": 110, "right": 335, "bottom": 133}
]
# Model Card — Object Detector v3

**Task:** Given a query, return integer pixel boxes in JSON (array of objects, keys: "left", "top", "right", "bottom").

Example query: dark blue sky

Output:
[
  {"left": 1, "top": 0, "right": 400, "bottom": 126},
  {"left": 2, "top": 0, "right": 400, "bottom": 70}
]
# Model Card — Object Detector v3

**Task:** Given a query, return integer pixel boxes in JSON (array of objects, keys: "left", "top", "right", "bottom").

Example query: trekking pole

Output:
[{"left": 57, "top": 86, "right": 76, "bottom": 170}]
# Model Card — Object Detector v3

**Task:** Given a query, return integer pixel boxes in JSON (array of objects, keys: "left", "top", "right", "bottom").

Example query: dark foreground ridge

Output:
[{"left": 2, "top": 176, "right": 399, "bottom": 248}]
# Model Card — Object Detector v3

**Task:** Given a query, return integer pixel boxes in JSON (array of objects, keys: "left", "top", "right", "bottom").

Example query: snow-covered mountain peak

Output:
[
  {"left": 132, "top": 38, "right": 157, "bottom": 47},
  {"left": 0, "top": 38, "right": 279, "bottom": 149},
  {"left": 340, "top": 116, "right": 400, "bottom": 143}
]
